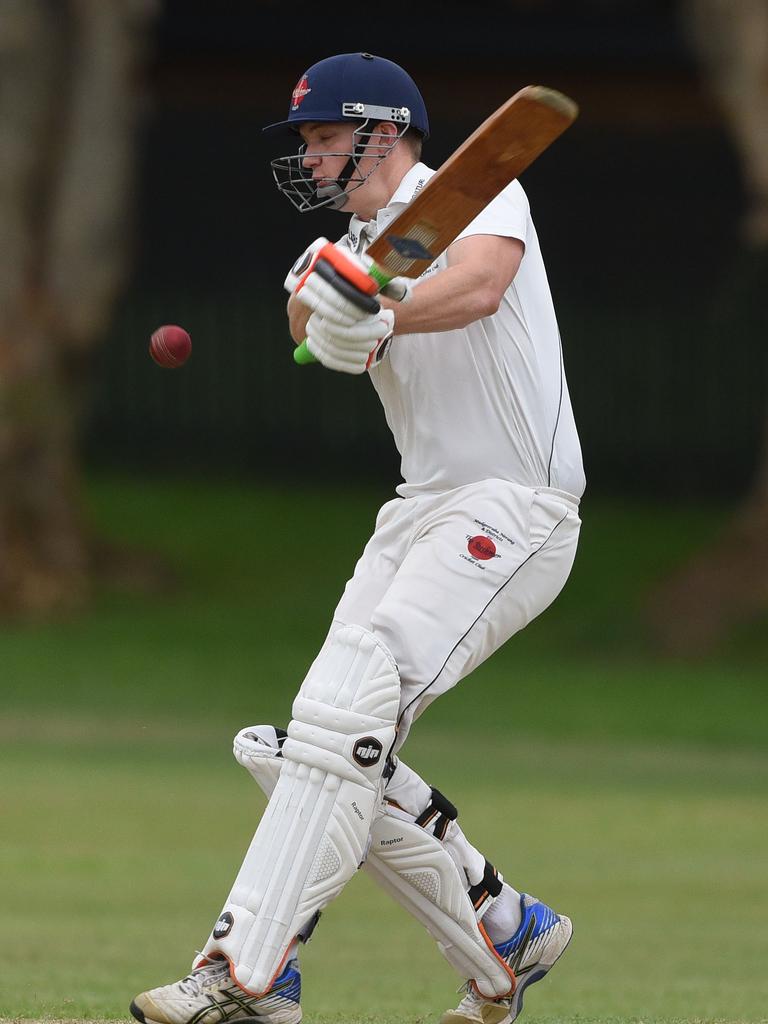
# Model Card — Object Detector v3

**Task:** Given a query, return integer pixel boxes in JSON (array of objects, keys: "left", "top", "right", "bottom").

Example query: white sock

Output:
[{"left": 481, "top": 882, "right": 523, "bottom": 944}]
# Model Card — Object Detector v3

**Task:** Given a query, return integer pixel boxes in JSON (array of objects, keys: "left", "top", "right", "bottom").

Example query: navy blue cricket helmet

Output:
[{"left": 263, "top": 52, "right": 429, "bottom": 138}]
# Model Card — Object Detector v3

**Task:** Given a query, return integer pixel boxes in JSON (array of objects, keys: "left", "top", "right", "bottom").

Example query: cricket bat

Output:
[{"left": 294, "top": 84, "right": 578, "bottom": 365}]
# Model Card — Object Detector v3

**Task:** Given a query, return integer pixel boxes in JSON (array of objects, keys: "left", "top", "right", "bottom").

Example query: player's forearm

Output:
[
  {"left": 287, "top": 244, "right": 510, "bottom": 343},
  {"left": 288, "top": 265, "right": 489, "bottom": 343},
  {"left": 383, "top": 264, "right": 501, "bottom": 335}
]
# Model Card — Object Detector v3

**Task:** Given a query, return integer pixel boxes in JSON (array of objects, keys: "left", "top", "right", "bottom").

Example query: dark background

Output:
[{"left": 86, "top": 0, "right": 764, "bottom": 498}]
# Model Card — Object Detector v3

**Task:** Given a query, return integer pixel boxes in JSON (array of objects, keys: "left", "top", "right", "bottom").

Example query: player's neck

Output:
[{"left": 346, "top": 151, "right": 418, "bottom": 222}]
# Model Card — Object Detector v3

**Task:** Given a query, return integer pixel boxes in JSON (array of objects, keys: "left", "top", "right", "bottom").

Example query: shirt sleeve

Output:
[{"left": 455, "top": 179, "right": 529, "bottom": 246}]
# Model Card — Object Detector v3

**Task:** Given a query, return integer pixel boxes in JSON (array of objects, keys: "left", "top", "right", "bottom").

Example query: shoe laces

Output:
[
  {"left": 453, "top": 981, "right": 482, "bottom": 1012},
  {"left": 178, "top": 958, "right": 230, "bottom": 997},
  {"left": 455, "top": 979, "right": 511, "bottom": 1011}
]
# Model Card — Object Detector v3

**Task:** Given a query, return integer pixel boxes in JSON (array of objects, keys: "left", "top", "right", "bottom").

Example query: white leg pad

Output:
[
  {"left": 366, "top": 806, "right": 514, "bottom": 998},
  {"left": 200, "top": 626, "right": 399, "bottom": 995},
  {"left": 229, "top": 726, "right": 514, "bottom": 999}
]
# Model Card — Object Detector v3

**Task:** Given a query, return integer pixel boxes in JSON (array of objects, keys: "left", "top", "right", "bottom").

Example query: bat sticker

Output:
[{"left": 386, "top": 235, "right": 435, "bottom": 261}]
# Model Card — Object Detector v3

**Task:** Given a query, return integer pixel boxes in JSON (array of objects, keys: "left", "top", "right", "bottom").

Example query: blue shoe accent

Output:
[
  {"left": 493, "top": 894, "right": 572, "bottom": 1023},
  {"left": 493, "top": 894, "right": 560, "bottom": 967},
  {"left": 270, "top": 958, "right": 301, "bottom": 1005}
]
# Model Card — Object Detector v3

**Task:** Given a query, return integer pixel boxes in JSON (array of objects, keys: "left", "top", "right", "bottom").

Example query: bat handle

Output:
[
  {"left": 293, "top": 261, "right": 393, "bottom": 366},
  {"left": 293, "top": 340, "right": 316, "bottom": 365}
]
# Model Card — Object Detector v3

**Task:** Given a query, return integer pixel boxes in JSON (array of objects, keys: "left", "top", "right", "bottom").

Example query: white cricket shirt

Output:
[{"left": 344, "top": 162, "right": 586, "bottom": 499}]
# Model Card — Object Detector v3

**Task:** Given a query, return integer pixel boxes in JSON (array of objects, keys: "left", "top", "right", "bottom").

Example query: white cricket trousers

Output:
[{"left": 331, "top": 477, "right": 581, "bottom": 750}]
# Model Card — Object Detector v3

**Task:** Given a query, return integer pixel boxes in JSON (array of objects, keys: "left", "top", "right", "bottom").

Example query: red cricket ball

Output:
[{"left": 150, "top": 324, "right": 192, "bottom": 368}]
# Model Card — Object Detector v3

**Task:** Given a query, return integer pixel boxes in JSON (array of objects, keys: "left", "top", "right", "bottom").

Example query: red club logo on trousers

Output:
[{"left": 467, "top": 535, "right": 496, "bottom": 560}]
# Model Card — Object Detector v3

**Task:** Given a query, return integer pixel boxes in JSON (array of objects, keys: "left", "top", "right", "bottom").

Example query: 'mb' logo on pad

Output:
[
  {"left": 213, "top": 911, "right": 234, "bottom": 939},
  {"left": 353, "top": 737, "right": 383, "bottom": 766}
]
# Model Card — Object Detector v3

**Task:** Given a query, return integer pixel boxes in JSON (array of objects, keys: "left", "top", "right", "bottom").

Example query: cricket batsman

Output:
[{"left": 131, "top": 52, "right": 585, "bottom": 1024}]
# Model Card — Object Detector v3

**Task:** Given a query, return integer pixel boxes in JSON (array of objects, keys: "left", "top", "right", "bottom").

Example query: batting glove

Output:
[
  {"left": 285, "top": 238, "right": 412, "bottom": 325},
  {"left": 305, "top": 308, "right": 395, "bottom": 374}
]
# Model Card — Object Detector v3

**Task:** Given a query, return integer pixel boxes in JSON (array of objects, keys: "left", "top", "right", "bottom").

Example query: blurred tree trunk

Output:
[
  {"left": 649, "top": 0, "right": 768, "bottom": 654},
  {"left": 0, "top": 0, "right": 158, "bottom": 617}
]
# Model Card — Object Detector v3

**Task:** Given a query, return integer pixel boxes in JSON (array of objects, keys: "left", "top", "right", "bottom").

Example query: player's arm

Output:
[
  {"left": 287, "top": 232, "right": 522, "bottom": 343},
  {"left": 379, "top": 233, "right": 524, "bottom": 334}
]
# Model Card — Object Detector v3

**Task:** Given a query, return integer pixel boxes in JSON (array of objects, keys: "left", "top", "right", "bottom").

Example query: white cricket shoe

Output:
[
  {"left": 130, "top": 957, "right": 302, "bottom": 1024},
  {"left": 440, "top": 894, "right": 572, "bottom": 1024}
]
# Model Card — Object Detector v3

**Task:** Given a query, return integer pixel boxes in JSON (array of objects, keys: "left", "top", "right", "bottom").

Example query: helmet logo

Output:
[{"left": 291, "top": 75, "right": 312, "bottom": 111}]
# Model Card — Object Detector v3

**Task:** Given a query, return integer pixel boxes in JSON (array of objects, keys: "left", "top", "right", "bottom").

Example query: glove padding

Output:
[
  {"left": 285, "top": 238, "right": 413, "bottom": 326},
  {"left": 306, "top": 308, "right": 395, "bottom": 374}
]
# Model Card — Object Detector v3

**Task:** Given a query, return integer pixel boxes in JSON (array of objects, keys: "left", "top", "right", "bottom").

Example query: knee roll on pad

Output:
[
  {"left": 233, "top": 724, "right": 287, "bottom": 796},
  {"left": 199, "top": 625, "right": 399, "bottom": 994}
]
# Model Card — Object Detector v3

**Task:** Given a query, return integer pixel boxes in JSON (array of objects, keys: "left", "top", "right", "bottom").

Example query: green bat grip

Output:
[
  {"left": 293, "top": 261, "right": 393, "bottom": 365},
  {"left": 293, "top": 341, "right": 317, "bottom": 365}
]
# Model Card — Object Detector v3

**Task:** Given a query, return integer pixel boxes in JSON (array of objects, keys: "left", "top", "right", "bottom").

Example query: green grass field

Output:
[{"left": 2, "top": 475, "right": 767, "bottom": 1023}]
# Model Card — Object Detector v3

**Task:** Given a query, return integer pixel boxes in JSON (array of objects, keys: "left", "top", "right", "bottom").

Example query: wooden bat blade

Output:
[{"left": 366, "top": 85, "right": 578, "bottom": 279}]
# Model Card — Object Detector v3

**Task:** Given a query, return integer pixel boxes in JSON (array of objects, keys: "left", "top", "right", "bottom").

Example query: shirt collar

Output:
[{"left": 348, "top": 162, "right": 435, "bottom": 253}]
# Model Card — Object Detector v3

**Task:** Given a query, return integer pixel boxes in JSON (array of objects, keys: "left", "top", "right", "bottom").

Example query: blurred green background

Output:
[
  {"left": 1, "top": 2, "right": 767, "bottom": 1022},
  {"left": 2, "top": 480, "right": 767, "bottom": 1023}
]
